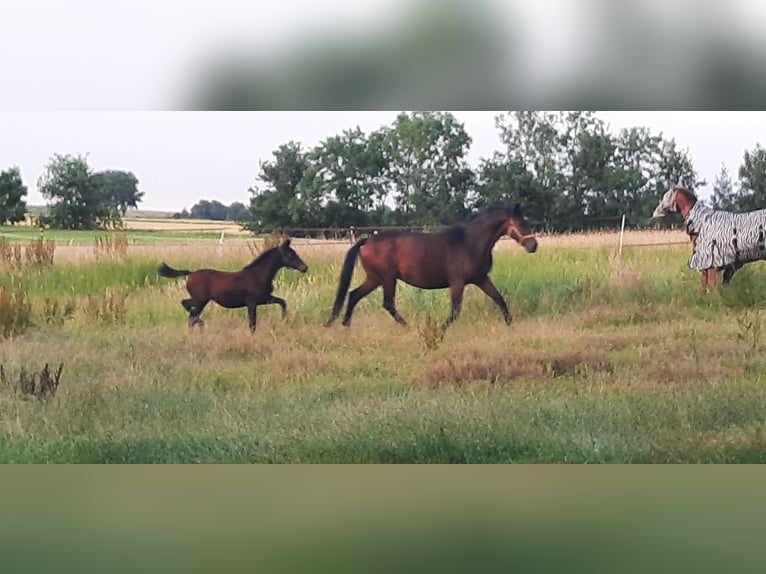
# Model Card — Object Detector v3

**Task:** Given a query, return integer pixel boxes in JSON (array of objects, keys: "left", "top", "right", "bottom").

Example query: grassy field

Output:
[{"left": 2, "top": 227, "right": 766, "bottom": 463}]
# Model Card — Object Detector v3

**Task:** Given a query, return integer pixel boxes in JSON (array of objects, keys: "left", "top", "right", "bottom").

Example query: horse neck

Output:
[
  {"left": 466, "top": 212, "right": 509, "bottom": 256},
  {"left": 245, "top": 248, "right": 283, "bottom": 279},
  {"left": 675, "top": 190, "right": 697, "bottom": 218}
]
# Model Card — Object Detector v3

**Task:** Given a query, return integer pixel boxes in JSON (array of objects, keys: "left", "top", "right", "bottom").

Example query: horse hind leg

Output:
[
  {"left": 722, "top": 263, "right": 742, "bottom": 285},
  {"left": 183, "top": 299, "right": 208, "bottom": 328},
  {"left": 342, "top": 277, "right": 380, "bottom": 327},
  {"left": 382, "top": 278, "right": 407, "bottom": 326},
  {"left": 443, "top": 282, "right": 465, "bottom": 329}
]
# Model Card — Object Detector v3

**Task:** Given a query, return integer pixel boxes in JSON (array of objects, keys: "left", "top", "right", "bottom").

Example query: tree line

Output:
[
  {"left": 3, "top": 112, "right": 766, "bottom": 231},
  {"left": 1, "top": 154, "right": 143, "bottom": 229},
  {"left": 247, "top": 111, "right": 766, "bottom": 232}
]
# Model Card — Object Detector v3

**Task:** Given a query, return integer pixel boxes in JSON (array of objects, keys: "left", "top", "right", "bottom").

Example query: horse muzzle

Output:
[
  {"left": 652, "top": 206, "right": 667, "bottom": 218},
  {"left": 297, "top": 263, "right": 309, "bottom": 273},
  {"left": 522, "top": 238, "right": 538, "bottom": 253}
]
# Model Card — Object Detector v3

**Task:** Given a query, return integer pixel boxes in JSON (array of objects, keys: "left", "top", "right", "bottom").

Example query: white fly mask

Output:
[{"left": 652, "top": 189, "right": 678, "bottom": 218}]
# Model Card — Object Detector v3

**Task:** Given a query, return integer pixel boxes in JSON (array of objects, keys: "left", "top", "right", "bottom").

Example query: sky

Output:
[{"left": 2, "top": 111, "right": 766, "bottom": 212}]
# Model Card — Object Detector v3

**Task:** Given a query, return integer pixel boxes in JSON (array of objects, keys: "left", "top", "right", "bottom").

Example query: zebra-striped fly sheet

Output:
[{"left": 684, "top": 202, "right": 766, "bottom": 271}]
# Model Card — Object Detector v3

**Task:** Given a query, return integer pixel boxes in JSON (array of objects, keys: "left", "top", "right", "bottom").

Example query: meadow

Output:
[{"left": 2, "top": 225, "right": 766, "bottom": 463}]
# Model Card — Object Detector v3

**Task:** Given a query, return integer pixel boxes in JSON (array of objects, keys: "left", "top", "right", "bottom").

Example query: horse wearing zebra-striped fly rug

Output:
[{"left": 653, "top": 186, "right": 766, "bottom": 289}]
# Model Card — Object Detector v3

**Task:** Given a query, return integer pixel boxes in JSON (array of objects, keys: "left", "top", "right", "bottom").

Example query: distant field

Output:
[{"left": 122, "top": 217, "right": 249, "bottom": 235}]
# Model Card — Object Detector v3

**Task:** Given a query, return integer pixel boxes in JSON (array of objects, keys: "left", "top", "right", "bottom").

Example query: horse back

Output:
[{"left": 360, "top": 232, "right": 477, "bottom": 289}]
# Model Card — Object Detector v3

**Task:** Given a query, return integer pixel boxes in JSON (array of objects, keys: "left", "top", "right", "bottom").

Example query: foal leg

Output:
[
  {"left": 342, "top": 277, "right": 379, "bottom": 327},
  {"left": 476, "top": 277, "right": 513, "bottom": 324},
  {"left": 265, "top": 295, "right": 287, "bottom": 318},
  {"left": 382, "top": 278, "right": 407, "bottom": 326},
  {"left": 443, "top": 282, "right": 465, "bottom": 328}
]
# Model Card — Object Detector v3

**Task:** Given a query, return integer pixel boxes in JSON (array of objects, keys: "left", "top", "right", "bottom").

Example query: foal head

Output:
[
  {"left": 507, "top": 204, "right": 538, "bottom": 253},
  {"left": 278, "top": 239, "right": 309, "bottom": 273},
  {"left": 653, "top": 186, "right": 698, "bottom": 218}
]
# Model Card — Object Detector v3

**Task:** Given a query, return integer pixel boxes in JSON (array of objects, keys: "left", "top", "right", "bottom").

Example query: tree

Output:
[
  {"left": 490, "top": 112, "right": 702, "bottom": 230},
  {"left": 227, "top": 201, "right": 250, "bottom": 222},
  {"left": 0, "top": 167, "right": 27, "bottom": 225},
  {"left": 190, "top": 199, "right": 229, "bottom": 221},
  {"left": 38, "top": 154, "right": 110, "bottom": 230},
  {"left": 93, "top": 170, "right": 143, "bottom": 217},
  {"left": 711, "top": 164, "right": 736, "bottom": 210},
  {"left": 249, "top": 142, "right": 314, "bottom": 230},
  {"left": 474, "top": 154, "right": 545, "bottom": 225},
  {"left": 737, "top": 145, "right": 766, "bottom": 211},
  {"left": 383, "top": 112, "right": 474, "bottom": 225},
  {"left": 299, "top": 127, "right": 391, "bottom": 227}
]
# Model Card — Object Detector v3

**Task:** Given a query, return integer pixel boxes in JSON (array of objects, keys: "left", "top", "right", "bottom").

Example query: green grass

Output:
[
  {"left": 0, "top": 225, "right": 240, "bottom": 245},
  {"left": 3, "top": 233, "right": 766, "bottom": 463}
]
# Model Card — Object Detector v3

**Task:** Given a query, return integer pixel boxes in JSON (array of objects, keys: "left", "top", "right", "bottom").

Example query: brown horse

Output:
[
  {"left": 158, "top": 239, "right": 308, "bottom": 331},
  {"left": 653, "top": 186, "right": 745, "bottom": 290},
  {"left": 324, "top": 205, "right": 538, "bottom": 329}
]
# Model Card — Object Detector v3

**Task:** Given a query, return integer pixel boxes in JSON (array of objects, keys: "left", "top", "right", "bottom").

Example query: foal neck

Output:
[{"left": 245, "top": 247, "right": 284, "bottom": 277}]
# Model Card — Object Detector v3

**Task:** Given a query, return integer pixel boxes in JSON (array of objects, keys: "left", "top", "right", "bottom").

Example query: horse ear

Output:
[
  {"left": 281, "top": 238, "right": 291, "bottom": 248},
  {"left": 512, "top": 203, "right": 523, "bottom": 217}
]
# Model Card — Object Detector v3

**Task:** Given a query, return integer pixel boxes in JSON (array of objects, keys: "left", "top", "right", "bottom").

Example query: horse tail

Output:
[
  {"left": 157, "top": 262, "right": 191, "bottom": 279},
  {"left": 327, "top": 238, "right": 367, "bottom": 323}
]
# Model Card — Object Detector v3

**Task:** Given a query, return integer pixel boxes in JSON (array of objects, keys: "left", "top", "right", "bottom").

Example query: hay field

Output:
[
  {"left": 121, "top": 217, "right": 250, "bottom": 235},
  {"left": 3, "top": 227, "right": 766, "bottom": 463}
]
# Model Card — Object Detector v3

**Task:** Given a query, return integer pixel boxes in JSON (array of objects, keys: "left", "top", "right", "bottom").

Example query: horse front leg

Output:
[
  {"left": 443, "top": 282, "right": 465, "bottom": 329},
  {"left": 709, "top": 268, "right": 719, "bottom": 290},
  {"left": 247, "top": 303, "right": 258, "bottom": 332},
  {"left": 701, "top": 268, "right": 718, "bottom": 291},
  {"left": 476, "top": 277, "right": 512, "bottom": 324},
  {"left": 266, "top": 295, "right": 287, "bottom": 319}
]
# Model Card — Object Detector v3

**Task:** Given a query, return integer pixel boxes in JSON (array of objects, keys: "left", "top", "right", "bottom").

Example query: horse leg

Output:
[
  {"left": 708, "top": 268, "right": 719, "bottom": 290},
  {"left": 185, "top": 299, "right": 208, "bottom": 328},
  {"left": 443, "top": 282, "right": 465, "bottom": 328},
  {"left": 722, "top": 263, "right": 740, "bottom": 285},
  {"left": 700, "top": 271, "right": 708, "bottom": 291},
  {"left": 476, "top": 277, "right": 513, "bottom": 324},
  {"left": 265, "top": 295, "right": 287, "bottom": 319},
  {"left": 342, "top": 277, "right": 379, "bottom": 327},
  {"left": 247, "top": 303, "right": 257, "bottom": 332},
  {"left": 382, "top": 278, "right": 407, "bottom": 326}
]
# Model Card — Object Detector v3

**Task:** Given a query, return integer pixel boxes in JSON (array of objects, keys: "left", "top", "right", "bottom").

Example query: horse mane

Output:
[
  {"left": 368, "top": 207, "right": 513, "bottom": 242},
  {"left": 243, "top": 246, "right": 280, "bottom": 269},
  {"left": 673, "top": 186, "right": 698, "bottom": 203},
  {"left": 442, "top": 208, "right": 512, "bottom": 245}
]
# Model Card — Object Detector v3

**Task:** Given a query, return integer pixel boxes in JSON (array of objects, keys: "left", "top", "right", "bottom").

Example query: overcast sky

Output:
[{"left": 2, "top": 111, "right": 765, "bottom": 212}]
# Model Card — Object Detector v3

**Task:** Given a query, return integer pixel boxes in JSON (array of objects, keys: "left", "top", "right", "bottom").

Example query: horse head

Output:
[
  {"left": 653, "top": 186, "right": 698, "bottom": 218},
  {"left": 507, "top": 204, "right": 538, "bottom": 253},
  {"left": 279, "top": 239, "right": 309, "bottom": 273}
]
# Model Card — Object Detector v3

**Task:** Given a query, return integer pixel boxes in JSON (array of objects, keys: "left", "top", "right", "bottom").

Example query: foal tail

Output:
[
  {"left": 326, "top": 238, "right": 367, "bottom": 326},
  {"left": 157, "top": 262, "right": 191, "bottom": 279}
]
